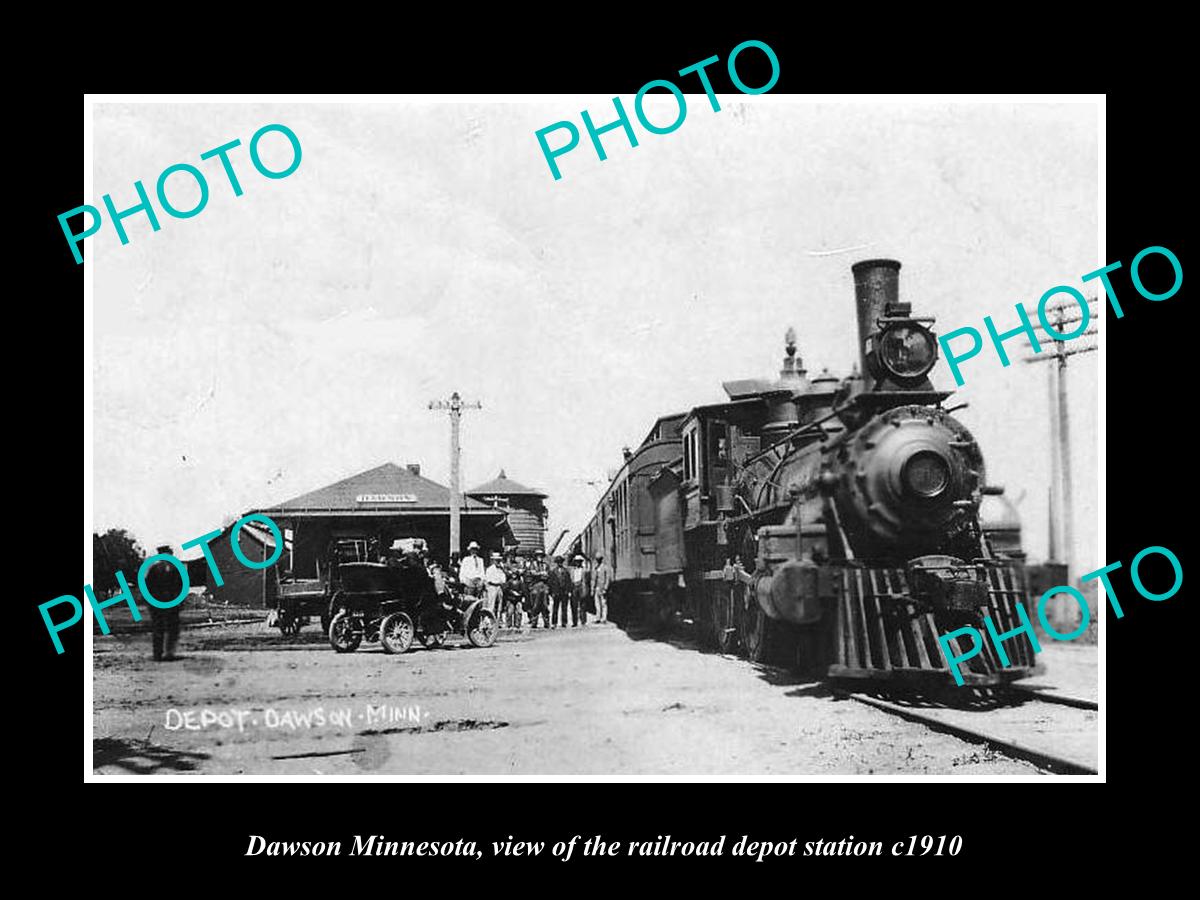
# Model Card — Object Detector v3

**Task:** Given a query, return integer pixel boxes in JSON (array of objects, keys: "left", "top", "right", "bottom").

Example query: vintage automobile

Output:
[
  {"left": 326, "top": 558, "right": 498, "bottom": 653},
  {"left": 326, "top": 561, "right": 419, "bottom": 653}
]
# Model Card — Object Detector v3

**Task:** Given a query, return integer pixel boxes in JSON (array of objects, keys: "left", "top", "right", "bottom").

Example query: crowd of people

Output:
[
  {"left": 139, "top": 536, "right": 612, "bottom": 662},
  {"left": 398, "top": 540, "right": 614, "bottom": 631}
]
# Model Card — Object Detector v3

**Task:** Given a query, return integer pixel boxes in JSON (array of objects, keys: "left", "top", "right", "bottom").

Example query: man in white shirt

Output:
[
  {"left": 569, "top": 554, "right": 588, "bottom": 626},
  {"left": 592, "top": 553, "right": 613, "bottom": 623},
  {"left": 484, "top": 552, "right": 508, "bottom": 620},
  {"left": 458, "top": 541, "right": 486, "bottom": 598}
]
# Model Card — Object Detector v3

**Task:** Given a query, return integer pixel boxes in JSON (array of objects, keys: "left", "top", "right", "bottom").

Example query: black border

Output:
[{"left": 27, "top": 25, "right": 1186, "bottom": 882}]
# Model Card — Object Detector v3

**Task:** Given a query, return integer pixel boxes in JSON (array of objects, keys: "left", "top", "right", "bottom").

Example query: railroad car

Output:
[
  {"left": 581, "top": 414, "right": 687, "bottom": 623},
  {"left": 582, "top": 260, "right": 1042, "bottom": 686}
]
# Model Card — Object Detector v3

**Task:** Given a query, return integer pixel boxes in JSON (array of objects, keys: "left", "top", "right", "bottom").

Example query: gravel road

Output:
[{"left": 93, "top": 619, "right": 1066, "bottom": 776}]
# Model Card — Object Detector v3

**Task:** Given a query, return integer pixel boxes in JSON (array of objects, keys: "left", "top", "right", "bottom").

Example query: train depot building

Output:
[{"left": 206, "top": 462, "right": 545, "bottom": 607}]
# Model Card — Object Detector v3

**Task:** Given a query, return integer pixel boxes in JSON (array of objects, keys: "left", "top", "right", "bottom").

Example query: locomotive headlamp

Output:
[
  {"left": 878, "top": 323, "right": 937, "bottom": 380},
  {"left": 902, "top": 450, "right": 950, "bottom": 498}
]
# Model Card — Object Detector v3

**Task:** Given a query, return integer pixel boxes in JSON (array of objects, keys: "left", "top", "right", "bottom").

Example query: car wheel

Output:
[
  {"left": 467, "top": 610, "right": 497, "bottom": 648},
  {"left": 328, "top": 611, "right": 362, "bottom": 653},
  {"left": 380, "top": 613, "right": 415, "bottom": 655}
]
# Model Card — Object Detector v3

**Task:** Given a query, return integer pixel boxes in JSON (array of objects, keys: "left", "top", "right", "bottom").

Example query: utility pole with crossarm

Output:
[
  {"left": 428, "top": 392, "right": 482, "bottom": 557},
  {"left": 1024, "top": 295, "right": 1097, "bottom": 626}
]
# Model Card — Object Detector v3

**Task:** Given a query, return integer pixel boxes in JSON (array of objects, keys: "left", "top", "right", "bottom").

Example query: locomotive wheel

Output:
[
  {"left": 739, "top": 597, "right": 803, "bottom": 666},
  {"left": 328, "top": 611, "right": 362, "bottom": 653},
  {"left": 380, "top": 613, "right": 414, "bottom": 655},
  {"left": 694, "top": 582, "right": 714, "bottom": 649},
  {"left": 725, "top": 529, "right": 760, "bottom": 655},
  {"left": 467, "top": 610, "right": 498, "bottom": 648},
  {"left": 713, "top": 583, "right": 738, "bottom": 654},
  {"left": 739, "top": 588, "right": 769, "bottom": 662}
]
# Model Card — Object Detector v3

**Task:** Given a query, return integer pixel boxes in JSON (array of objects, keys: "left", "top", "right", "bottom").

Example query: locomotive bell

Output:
[{"left": 805, "top": 367, "right": 841, "bottom": 425}]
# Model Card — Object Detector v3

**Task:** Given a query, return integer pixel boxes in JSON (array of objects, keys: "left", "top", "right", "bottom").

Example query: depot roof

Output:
[{"left": 255, "top": 462, "right": 502, "bottom": 518}]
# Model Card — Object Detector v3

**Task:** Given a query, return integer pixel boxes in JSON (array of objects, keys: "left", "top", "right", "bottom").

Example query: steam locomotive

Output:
[{"left": 581, "top": 260, "right": 1041, "bottom": 685}]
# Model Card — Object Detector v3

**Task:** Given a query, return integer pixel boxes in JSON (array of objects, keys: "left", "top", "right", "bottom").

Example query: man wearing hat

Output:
[
  {"left": 502, "top": 555, "right": 526, "bottom": 629},
  {"left": 548, "top": 554, "right": 573, "bottom": 628},
  {"left": 569, "top": 554, "right": 589, "bottom": 626},
  {"left": 458, "top": 541, "right": 486, "bottom": 598},
  {"left": 144, "top": 544, "right": 185, "bottom": 661},
  {"left": 592, "top": 552, "right": 614, "bottom": 624},
  {"left": 484, "top": 551, "right": 508, "bottom": 620},
  {"left": 525, "top": 549, "right": 551, "bottom": 628}
]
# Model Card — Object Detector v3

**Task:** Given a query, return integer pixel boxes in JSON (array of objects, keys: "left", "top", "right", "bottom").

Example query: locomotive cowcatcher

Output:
[{"left": 583, "top": 260, "right": 1042, "bottom": 686}]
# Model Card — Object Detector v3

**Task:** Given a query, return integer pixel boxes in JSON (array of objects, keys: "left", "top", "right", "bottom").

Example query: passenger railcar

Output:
[{"left": 581, "top": 414, "right": 686, "bottom": 624}]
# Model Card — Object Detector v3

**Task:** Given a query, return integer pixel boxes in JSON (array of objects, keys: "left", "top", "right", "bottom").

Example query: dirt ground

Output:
[{"left": 92, "top": 617, "right": 1093, "bottom": 776}]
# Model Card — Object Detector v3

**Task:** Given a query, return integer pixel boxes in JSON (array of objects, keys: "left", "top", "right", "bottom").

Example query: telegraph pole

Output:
[
  {"left": 428, "top": 391, "right": 482, "bottom": 557},
  {"left": 1046, "top": 361, "right": 1061, "bottom": 563},
  {"left": 1024, "top": 295, "right": 1097, "bottom": 624}
]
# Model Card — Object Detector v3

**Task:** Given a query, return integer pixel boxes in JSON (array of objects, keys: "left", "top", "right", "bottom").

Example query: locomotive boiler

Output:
[{"left": 582, "top": 260, "right": 1041, "bottom": 686}]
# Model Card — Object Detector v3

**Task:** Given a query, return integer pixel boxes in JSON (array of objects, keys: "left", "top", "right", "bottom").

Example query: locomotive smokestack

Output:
[{"left": 851, "top": 259, "right": 901, "bottom": 391}]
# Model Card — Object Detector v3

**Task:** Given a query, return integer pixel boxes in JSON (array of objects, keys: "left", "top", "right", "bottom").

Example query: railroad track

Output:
[
  {"left": 1007, "top": 686, "right": 1098, "bottom": 710},
  {"left": 833, "top": 689, "right": 1098, "bottom": 775},
  {"left": 648, "top": 623, "right": 1100, "bottom": 775},
  {"left": 733, "top": 646, "right": 1099, "bottom": 775}
]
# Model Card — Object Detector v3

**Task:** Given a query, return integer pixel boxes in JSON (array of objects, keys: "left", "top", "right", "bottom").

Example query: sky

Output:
[{"left": 91, "top": 98, "right": 1099, "bottom": 577}]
